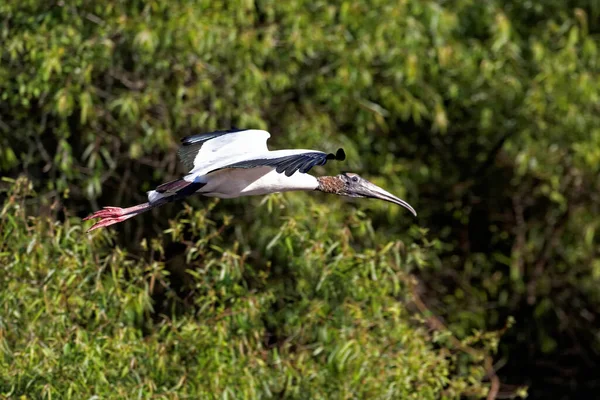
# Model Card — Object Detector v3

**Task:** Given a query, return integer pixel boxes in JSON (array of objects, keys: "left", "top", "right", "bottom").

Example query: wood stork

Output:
[{"left": 84, "top": 129, "right": 416, "bottom": 232}]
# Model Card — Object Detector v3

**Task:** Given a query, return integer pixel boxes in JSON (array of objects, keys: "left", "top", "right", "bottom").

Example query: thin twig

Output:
[{"left": 408, "top": 277, "right": 503, "bottom": 400}]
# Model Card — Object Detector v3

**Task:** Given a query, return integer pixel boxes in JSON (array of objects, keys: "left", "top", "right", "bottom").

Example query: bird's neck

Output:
[{"left": 316, "top": 176, "right": 343, "bottom": 194}]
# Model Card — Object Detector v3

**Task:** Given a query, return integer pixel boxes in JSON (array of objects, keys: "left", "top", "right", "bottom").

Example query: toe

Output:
[
  {"left": 83, "top": 207, "right": 125, "bottom": 221},
  {"left": 85, "top": 213, "right": 136, "bottom": 232},
  {"left": 86, "top": 217, "right": 119, "bottom": 232}
]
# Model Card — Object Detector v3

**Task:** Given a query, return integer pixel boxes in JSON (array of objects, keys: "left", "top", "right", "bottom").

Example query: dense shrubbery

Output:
[
  {"left": 1, "top": 1, "right": 599, "bottom": 398},
  {"left": 0, "top": 176, "right": 502, "bottom": 398}
]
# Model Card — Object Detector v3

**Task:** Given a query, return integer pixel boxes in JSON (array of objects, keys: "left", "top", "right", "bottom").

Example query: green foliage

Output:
[
  {"left": 1, "top": 0, "right": 599, "bottom": 398},
  {"left": 0, "top": 177, "right": 497, "bottom": 398}
]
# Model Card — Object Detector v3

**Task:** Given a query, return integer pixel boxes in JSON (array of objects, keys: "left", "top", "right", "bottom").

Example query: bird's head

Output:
[{"left": 317, "top": 172, "right": 417, "bottom": 216}]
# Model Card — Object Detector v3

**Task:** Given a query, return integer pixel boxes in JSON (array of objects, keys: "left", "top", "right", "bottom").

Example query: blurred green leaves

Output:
[{"left": 0, "top": 178, "right": 496, "bottom": 398}]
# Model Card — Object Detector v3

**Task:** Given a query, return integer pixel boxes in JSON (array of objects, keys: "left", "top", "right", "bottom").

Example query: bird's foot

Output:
[
  {"left": 83, "top": 206, "right": 125, "bottom": 221},
  {"left": 86, "top": 215, "right": 135, "bottom": 232},
  {"left": 83, "top": 203, "right": 153, "bottom": 232},
  {"left": 83, "top": 207, "right": 131, "bottom": 232}
]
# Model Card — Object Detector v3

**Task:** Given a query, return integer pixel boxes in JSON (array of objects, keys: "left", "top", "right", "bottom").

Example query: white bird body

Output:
[
  {"left": 85, "top": 128, "right": 416, "bottom": 232},
  {"left": 196, "top": 167, "right": 319, "bottom": 199}
]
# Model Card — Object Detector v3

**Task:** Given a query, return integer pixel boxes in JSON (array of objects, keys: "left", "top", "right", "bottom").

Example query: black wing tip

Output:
[
  {"left": 327, "top": 148, "right": 346, "bottom": 161},
  {"left": 180, "top": 127, "right": 247, "bottom": 145},
  {"left": 180, "top": 135, "right": 193, "bottom": 145}
]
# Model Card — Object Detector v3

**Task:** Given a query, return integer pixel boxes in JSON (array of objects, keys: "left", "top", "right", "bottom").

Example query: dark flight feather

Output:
[
  {"left": 156, "top": 179, "right": 192, "bottom": 193},
  {"left": 215, "top": 148, "right": 346, "bottom": 177},
  {"left": 154, "top": 179, "right": 205, "bottom": 203},
  {"left": 180, "top": 128, "right": 246, "bottom": 146}
]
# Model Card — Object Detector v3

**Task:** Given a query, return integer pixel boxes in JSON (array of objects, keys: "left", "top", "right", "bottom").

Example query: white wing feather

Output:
[
  {"left": 186, "top": 130, "right": 269, "bottom": 176},
  {"left": 195, "top": 130, "right": 270, "bottom": 160}
]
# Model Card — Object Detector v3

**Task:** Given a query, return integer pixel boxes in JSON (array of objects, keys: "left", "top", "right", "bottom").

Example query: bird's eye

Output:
[{"left": 351, "top": 176, "right": 359, "bottom": 182}]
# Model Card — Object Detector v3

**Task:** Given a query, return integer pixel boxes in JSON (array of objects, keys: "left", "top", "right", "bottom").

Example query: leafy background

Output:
[{"left": 1, "top": 1, "right": 599, "bottom": 399}]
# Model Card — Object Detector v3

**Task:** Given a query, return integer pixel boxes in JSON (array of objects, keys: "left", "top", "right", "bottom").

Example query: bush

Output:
[{"left": 0, "top": 177, "right": 502, "bottom": 398}]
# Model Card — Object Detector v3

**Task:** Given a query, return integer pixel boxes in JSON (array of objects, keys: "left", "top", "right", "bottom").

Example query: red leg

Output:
[{"left": 84, "top": 202, "right": 154, "bottom": 232}]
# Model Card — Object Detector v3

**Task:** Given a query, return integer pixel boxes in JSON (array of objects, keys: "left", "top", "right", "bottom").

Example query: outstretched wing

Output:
[
  {"left": 177, "top": 129, "right": 270, "bottom": 171},
  {"left": 217, "top": 148, "right": 346, "bottom": 177}
]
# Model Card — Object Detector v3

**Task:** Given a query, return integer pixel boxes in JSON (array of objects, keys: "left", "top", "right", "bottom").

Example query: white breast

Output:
[{"left": 198, "top": 167, "right": 319, "bottom": 198}]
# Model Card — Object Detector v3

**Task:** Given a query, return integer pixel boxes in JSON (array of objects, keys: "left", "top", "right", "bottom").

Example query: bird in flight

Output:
[{"left": 84, "top": 129, "right": 416, "bottom": 232}]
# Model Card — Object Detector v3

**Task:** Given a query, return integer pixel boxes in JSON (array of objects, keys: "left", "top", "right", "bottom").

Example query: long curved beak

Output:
[{"left": 358, "top": 180, "right": 417, "bottom": 217}]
